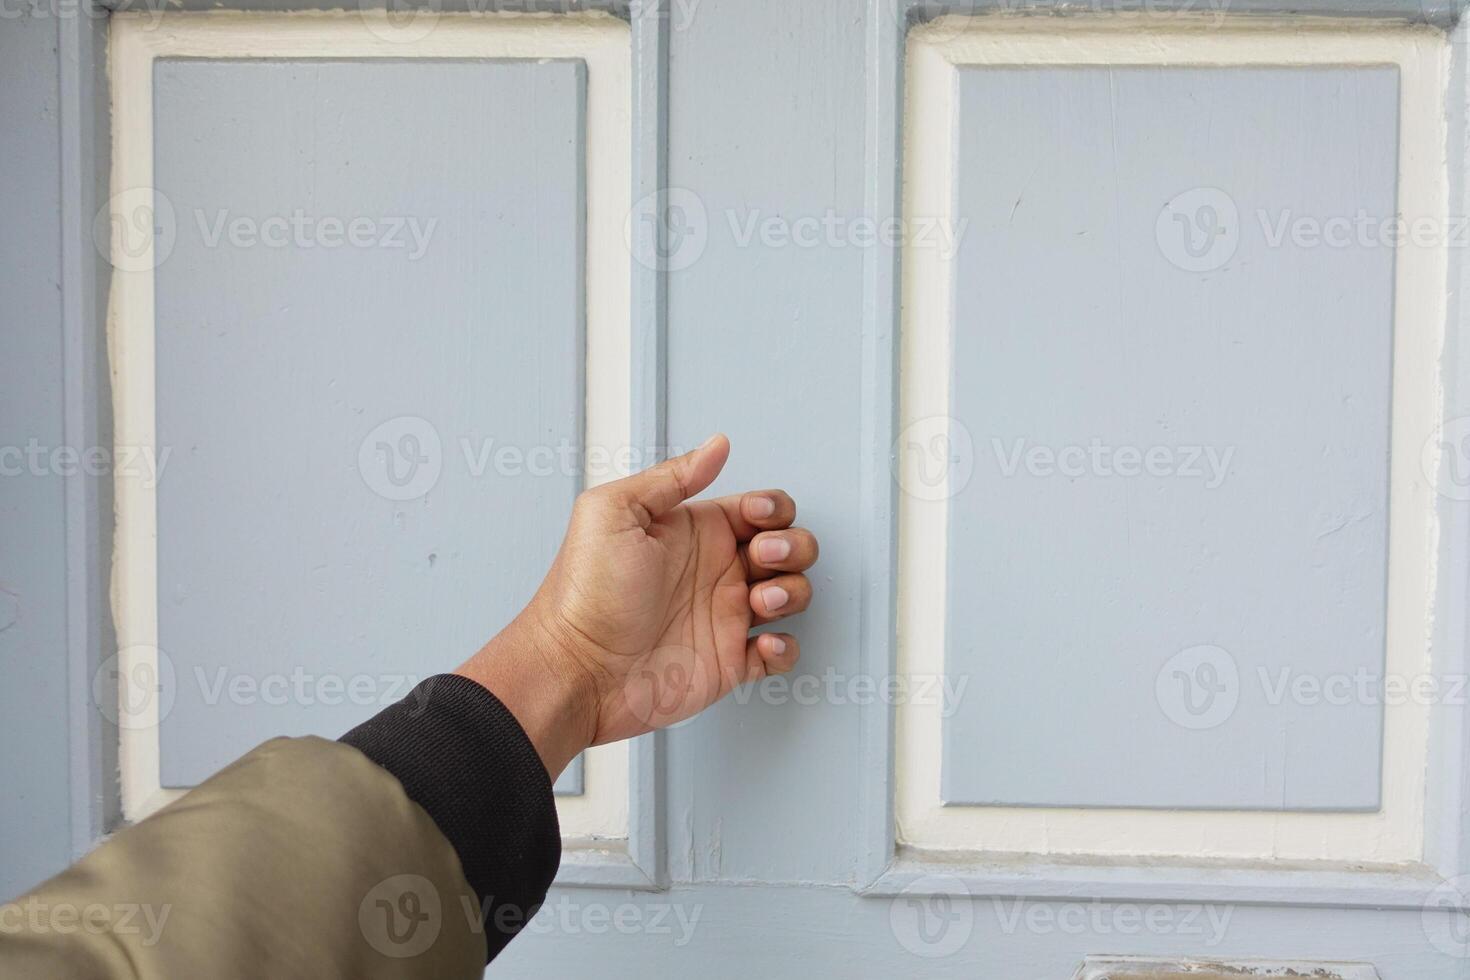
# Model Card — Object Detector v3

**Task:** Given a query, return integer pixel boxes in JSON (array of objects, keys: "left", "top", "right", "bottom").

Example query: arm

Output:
[{"left": 0, "top": 435, "right": 818, "bottom": 978}]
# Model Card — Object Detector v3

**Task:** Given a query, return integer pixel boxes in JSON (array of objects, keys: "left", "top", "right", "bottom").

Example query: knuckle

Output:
[
  {"left": 575, "top": 483, "right": 628, "bottom": 519},
  {"left": 574, "top": 485, "right": 608, "bottom": 511}
]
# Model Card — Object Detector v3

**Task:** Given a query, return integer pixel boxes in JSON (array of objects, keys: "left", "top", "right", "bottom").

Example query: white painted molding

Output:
[
  {"left": 106, "top": 10, "right": 632, "bottom": 842},
  {"left": 1071, "top": 954, "right": 1381, "bottom": 979},
  {"left": 895, "top": 17, "right": 1449, "bottom": 863}
]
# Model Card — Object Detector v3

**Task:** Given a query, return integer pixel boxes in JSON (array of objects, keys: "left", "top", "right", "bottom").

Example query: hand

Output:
[{"left": 455, "top": 435, "right": 819, "bottom": 778}]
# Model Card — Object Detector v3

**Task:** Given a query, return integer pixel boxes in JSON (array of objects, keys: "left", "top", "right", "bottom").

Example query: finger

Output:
[
  {"left": 743, "top": 528, "right": 820, "bottom": 580},
  {"left": 749, "top": 573, "right": 813, "bottom": 625},
  {"left": 708, "top": 489, "right": 796, "bottom": 540},
  {"left": 612, "top": 434, "right": 730, "bottom": 525},
  {"left": 746, "top": 632, "right": 799, "bottom": 678}
]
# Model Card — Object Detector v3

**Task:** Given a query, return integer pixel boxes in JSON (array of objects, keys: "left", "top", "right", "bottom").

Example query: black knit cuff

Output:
[{"left": 340, "top": 674, "right": 562, "bottom": 963}]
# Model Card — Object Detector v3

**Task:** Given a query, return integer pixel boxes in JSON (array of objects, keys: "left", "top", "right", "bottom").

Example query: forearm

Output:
[
  {"left": 451, "top": 613, "right": 599, "bottom": 781},
  {"left": 1, "top": 673, "right": 565, "bottom": 978},
  {"left": 1, "top": 436, "right": 814, "bottom": 978},
  {"left": 0, "top": 735, "right": 489, "bottom": 979},
  {"left": 341, "top": 672, "right": 564, "bottom": 962}
]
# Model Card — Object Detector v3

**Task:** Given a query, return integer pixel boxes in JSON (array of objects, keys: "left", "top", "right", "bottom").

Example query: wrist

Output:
[{"left": 453, "top": 614, "right": 600, "bottom": 780}]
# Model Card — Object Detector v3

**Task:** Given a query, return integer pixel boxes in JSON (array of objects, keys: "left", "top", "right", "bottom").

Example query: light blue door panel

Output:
[
  {"left": 0, "top": 14, "right": 78, "bottom": 897},
  {"left": 9, "top": 4, "right": 1470, "bottom": 977},
  {"left": 554, "top": 753, "right": 583, "bottom": 796},
  {"left": 153, "top": 59, "right": 586, "bottom": 785},
  {"left": 941, "top": 66, "right": 1398, "bottom": 810}
]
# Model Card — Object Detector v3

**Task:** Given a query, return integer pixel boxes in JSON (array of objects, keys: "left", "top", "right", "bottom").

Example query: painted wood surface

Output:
[
  {"left": 0, "top": 10, "right": 112, "bottom": 899},
  {"left": 892, "top": 20, "right": 1446, "bottom": 881},
  {"left": 493, "top": 880, "right": 1470, "bottom": 978},
  {"left": 941, "top": 66, "right": 1398, "bottom": 810},
  {"left": 555, "top": 753, "right": 585, "bottom": 796},
  {"left": 98, "top": 0, "right": 1468, "bottom": 27},
  {"left": 662, "top": 0, "right": 871, "bottom": 887},
  {"left": 1070, "top": 955, "right": 1381, "bottom": 979},
  {"left": 0, "top": 13, "right": 75, "bottom": 897},
  {"left": 5, "top": 3, "right": 1470, "bottom": 977},
  {"left": 151, "top": 58, "right": 585, "bottom": 784}
]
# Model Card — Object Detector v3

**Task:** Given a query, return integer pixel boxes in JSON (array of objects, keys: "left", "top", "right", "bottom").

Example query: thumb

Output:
[{"left": 614, "top": 434, "right": 730, "bottom": 525}]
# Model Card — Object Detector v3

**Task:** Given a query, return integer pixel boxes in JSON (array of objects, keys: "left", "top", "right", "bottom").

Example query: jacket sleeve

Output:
[{"left": 0, "top": 674, "right": 562, "bottom": 979}]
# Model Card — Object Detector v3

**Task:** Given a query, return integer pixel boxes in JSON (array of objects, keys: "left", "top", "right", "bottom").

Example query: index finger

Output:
[{"left": 707, "top": 489, "right": 796, "bottom": 541}]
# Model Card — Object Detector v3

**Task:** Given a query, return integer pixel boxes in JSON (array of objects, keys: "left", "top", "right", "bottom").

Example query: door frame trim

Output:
[
  {"left": 856, "top": 0, "right": 1470, "bottom": 908},
  {"left": 82, "top": 1, "right": 670, "bottom": 892}
]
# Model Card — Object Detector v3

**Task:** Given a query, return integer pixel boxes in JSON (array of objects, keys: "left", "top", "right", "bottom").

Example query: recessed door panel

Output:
[
  {"left": 941, "top": 66, "right": 1398, "bottom": 810},
  {"left": 153, "top": 58, "right": 586, "bottom": 785}
]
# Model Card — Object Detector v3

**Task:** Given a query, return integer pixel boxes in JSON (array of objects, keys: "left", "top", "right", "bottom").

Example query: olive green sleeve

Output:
[{"left": 0, "top": 736, "right": 487, "bottom": 979}]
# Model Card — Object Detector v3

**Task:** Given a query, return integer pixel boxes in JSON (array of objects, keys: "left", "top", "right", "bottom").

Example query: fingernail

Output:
[
  {"left": 766, "top": 635, "right": 787, "bottom": 656},
  {"left": 748, "top": 495, "right": 776, "bottom": 519},
  {"left": 762, "top": 585, "right": 790, "bottom": 614},
  {"left": 699, "top": 433, "right": 722, "bottom": 451},
  {"left": 757, "top": 536, "right": 791, "bottom": 563}
]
